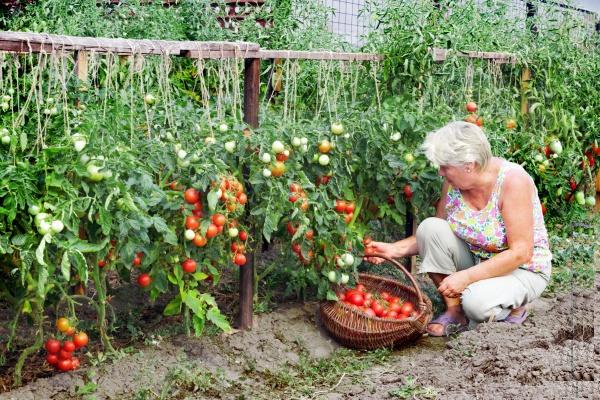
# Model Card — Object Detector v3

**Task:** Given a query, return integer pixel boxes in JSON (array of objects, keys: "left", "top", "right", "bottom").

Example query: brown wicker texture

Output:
[{"left": 320, "top": 255, "right": 433, "bottom": 350}]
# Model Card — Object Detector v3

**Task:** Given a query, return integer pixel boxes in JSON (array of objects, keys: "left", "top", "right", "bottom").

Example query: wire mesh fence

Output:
[{"left": 323, "top": 0, "right": 600, "bottom": 47}]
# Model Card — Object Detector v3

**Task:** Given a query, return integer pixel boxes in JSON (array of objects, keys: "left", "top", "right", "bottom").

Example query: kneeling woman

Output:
[{"left": 368, "top": 121, "right": 552, "bottom": 336}]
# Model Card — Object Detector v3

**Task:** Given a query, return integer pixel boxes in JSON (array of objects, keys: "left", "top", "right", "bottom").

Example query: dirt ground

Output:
[{"left": 0, "top": 270, "right": 597, "bottom": 400}]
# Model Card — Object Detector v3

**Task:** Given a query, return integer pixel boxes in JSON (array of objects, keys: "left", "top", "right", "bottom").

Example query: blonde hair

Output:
[{"left": 421, "top": 121, "right": 492, "bottom": 170}]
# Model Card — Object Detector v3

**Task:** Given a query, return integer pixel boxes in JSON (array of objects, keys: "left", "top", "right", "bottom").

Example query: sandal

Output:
[
  {"left": 426, "top": 312, "right": 469, "bottom": 337},
  {"left": 503, "top": 308, "right": 528, "bottom": 324}
]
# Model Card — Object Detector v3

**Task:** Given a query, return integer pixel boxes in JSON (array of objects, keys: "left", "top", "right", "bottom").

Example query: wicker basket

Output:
[{"left": 320, "top": 254, "right": 433, "bottom": 350}]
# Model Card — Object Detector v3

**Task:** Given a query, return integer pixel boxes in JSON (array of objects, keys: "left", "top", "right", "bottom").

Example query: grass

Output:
[
  {"left": 260, "top": 348, "right": 391, "bottom": 396},
  {"left": 388, "top": 376, "right": 439, "bottom": 399}
]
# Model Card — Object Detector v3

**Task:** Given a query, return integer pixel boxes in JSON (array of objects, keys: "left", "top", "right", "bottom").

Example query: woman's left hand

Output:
[{"left": 438, "top": 271, "right": 472, "bottom": 298}]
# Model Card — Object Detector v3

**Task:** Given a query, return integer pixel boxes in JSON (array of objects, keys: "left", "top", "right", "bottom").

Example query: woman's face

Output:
[{"left": 438, "top": 163, "right": 475, "bottom": 188}]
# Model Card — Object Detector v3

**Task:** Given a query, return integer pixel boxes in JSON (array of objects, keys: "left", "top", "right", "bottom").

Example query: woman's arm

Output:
[
  {"left": 438, "top": 171, "right": 535, "bottom": 297},
  {"left": 367, "top": 180, "right": 449, "bottom": 260}
]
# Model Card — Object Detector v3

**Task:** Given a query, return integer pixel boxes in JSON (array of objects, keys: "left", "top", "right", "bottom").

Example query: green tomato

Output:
[
  {"left": 404, "top": 153, "right": 415, "bottom": 163},
  {"left": 318, "top": 154, "right": 330, "bottom": 166},
  {"left": 1, "top": 135, "right": 11, "bottom": 145},
  {"left": 28, "top": 205, "right": 41, "bottom": 216},
  {"left": 340, "top": 273, "right": 349, "bottom": 285},
  {"left": 272, "top": 140, "right": 285, "bottom": 154},
  {"left": 37, "top": 221, "right": 51, "bottom": 235},
  {"left": 574, "top": 191, "right": 585, "bottom": 206},
  {"left": 585, "top": 196, "right": 596, "bottom": 207},
  {"left": 34, "top": 213, "right": 49, "bottom": 225},
  {"left": 50, "top": 220, "right": 64, "bottom": 234},
  {"left": 331, "top": 122, "right": 344, "bottom": 135},
  {"left": 327, "top": 270, "right": 337, "bottom": 283},
  {"left": 342, "top": 253, "right": 354, "bottom": 266},
  {"left": 144, "top": 94, "right": 156, "bottom": 105}
]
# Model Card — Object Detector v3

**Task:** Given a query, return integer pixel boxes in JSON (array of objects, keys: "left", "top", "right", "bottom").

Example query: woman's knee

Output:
[
  {"left": 461, "top": 289, "right": 492, "bottom": 322},
  {"left": 416, "top": 217, "right": 450, "bottom": 244}
]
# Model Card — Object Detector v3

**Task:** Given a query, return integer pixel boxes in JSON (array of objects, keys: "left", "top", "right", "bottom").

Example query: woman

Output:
[{"left": 368, "top": 121, "right": 552, "bottom": 337}]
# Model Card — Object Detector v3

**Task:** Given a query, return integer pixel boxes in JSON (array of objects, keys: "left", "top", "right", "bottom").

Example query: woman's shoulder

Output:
[{"left": 500, "top": 159, "right": 535, "bottom": 194}]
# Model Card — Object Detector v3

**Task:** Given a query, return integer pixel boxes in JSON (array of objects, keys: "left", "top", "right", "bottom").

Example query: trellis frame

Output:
[{"left": 0, "top": 30, "right": 518, "bottom": 329}]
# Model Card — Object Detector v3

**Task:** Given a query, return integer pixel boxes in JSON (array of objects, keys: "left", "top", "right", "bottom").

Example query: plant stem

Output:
[{"left": 13, "top": 298, "right": 43, "bottom": 387}]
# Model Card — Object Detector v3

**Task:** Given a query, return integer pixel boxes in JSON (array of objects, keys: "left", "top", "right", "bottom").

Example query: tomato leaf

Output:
[
  {"left": 207, "top": 190, "right": 219, "bottom": 211},
  {"left": 199, "top": 293, "right": 217, "bottom": 308},
  {"left": 71, "top": 250, "right": 88, "bottom": 284},
  {"left": 206, "top": 307, "right": 231, "bottom": 333},
  {"left": 192, "top": 314, "right": 205, "bottom": 336},
  {"left": 192, "top": 271, "right": 208, "bottom": 281},
  {"left": 70, "top": 237, "right": 109, "bottom": 253},
  {"left": 163, "top": 295, "right": 182, "bottom": 316},
  {"left": 36, "top": 263, "right": 48, "bottom": 298},
  {"left": 326, "top": 290, "right": 339, "bottom": 301},
  {"left": 182, "top": 290, "right": 204, "bottom": 316},
  {"left": 61, "top": 251, "right": 70, "bottom": 281},
  {"left": 35, "top": 235, "right": 47, "bottom": 266}
]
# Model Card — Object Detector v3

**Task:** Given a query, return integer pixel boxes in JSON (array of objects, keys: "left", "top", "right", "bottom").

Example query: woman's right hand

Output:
[{"left": 364, "top": 241, "right": 403, "bottom": 264}]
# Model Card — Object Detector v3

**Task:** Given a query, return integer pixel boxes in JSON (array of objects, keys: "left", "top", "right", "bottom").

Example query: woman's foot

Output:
[
  {"left": 503, "top": 306, "right": 528, "bottom": 324},
  {"left": 426, "top": 307, "right": 469, "bottom": 337}
]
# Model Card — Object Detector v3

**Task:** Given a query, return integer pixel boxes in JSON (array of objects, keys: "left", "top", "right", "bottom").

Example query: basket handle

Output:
[{"left": 363, "top": 253, "right": 428, "bottom": 331}]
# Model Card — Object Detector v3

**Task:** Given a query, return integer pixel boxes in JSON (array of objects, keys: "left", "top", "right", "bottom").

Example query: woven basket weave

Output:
[{"left": 320, "top": 254, "right": 433, "bottom": 350}]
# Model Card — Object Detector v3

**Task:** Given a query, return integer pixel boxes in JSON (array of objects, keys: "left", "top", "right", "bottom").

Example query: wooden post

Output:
[
  {"left": 265, "top": 58, "right": 282, "bottom": 101},
  {"left": 74, "top": 51, "right": 88, "bottom": 108},
  {"left": 238, "top": 57, "right": 260, "bottom": 330},
  {"left": 520, "top": 67, "right": 531, "bottom": 116},
  {"left": 405, "top": 209, "right": 417, "bottom": 275}
]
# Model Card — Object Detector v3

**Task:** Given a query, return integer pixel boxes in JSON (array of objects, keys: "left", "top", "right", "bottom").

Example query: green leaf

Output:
[
  {"left": 11, "top": 234, "right": 27, "bottom": 246},
  {"left": 35, "top": 236, "right": 47, "bottom": 266},
  {"left": 206, "top": 307, "right": 231, "bottom": 333},
  {"left": 163, "top": 295, "right": 182, "bottom": 316},
  {"left": 192, "top": 271, "right": 208, "bottom": 281},
  {"left": 61, "top": 251, "right": 70, "bottom": 281},
  {"left": 70, "top": 237, "right": 109, "bottom": 253},
  {"left": 37, "top": 263, "right": 48, "bottom": 298},
  {"left": 326, "top": 290, "right": 339, "bottom": 301},
  {"left": 182, "top": 290, "right": 204, "bottom": 316},
  {"left": 22, "top": 299, "right": 32, "bottom": 314},
  {"left": 199, "top": 293, "right": 217, "bottom": 308},
  {"left": 207, "top": 190, "right": 219, "bottom": 211},
  {"left": 71, "top": 250, "right": 88, "bottom": 284},
  {"left": 192, "top": 314, "right": 205, "bottom": 336},
  {"left": 19, "top": 130, "right": 27, "bottom": 151},
  {"left": 263, "top": 209, "right": 282, "bottom": 242}
]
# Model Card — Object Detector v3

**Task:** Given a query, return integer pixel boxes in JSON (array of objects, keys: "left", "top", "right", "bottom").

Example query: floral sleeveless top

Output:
[{"left": 446, "top": 160, "right": 552, "bottom": 279}]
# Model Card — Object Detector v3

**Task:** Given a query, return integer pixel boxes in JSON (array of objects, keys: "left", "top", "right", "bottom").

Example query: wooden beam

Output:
[
  {"left": 243, "top": 58, "right": 260, "bottom": 128},
  {"left": 75, "top": 51, "right": 88, "bottom": 82},
  {"left": 431, "top": 47, "right": 517, "bottom": 64},
  {"left": 257, "top": 49, "right": 383, "bottom": 61},
  {"left": 0, "top": 31, "right": 260, "bottom": 56},
  {"left": 520, "top": 67, "right": 531, "bottom": 116}
]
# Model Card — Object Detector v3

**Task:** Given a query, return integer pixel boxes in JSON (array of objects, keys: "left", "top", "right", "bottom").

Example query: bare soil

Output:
[{"left": 0, "top": 272, "right": 597, "bottom": 400}]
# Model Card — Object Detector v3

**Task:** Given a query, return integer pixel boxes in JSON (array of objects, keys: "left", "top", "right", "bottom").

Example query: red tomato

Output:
[
  {"left": 237, "top": 193, "right": 248, "bottom": 205},
  {"left": 541, "top": 203, "right": 547, "bottom": 216},
  {"left": 345, "top": 202, "right": 356, "bottom": 214},
  {"left": 400, "top": 302, "right": 414, "bottom": 315},
  {"left": 397, "top": 313, "right": 409, "bottom": 320},
  {"left": 364, "top": 308, "right": 376, "bottom": 317},
  {"left": 184, "top": 188, "right": 200, "bottom": 204},
  {"left": 291, "top": 242, "right": 301, "bottom": 254},
  {"left": 239, "top": 230, "right": 248, "bottom": 241},
  {"left": 389, "top": 296, "right": 400, "bottom": 304},
  {"left": 73, "top": 332, "right": 88, "bottom": 349},
  {"left": 334, "top": 200, "right": 347, "bottom": 213},
  {"left": 212, "top": 213, "right": 226, "bottom": 227},
  {"left": 71, "top": 357, "right": 80, "bottom": 370},
  {"left": 185, "top": 215, "right": 200, "bottom": 230},
  {"left": 206, "top": 224, "right": 219, "bottom": 238},
  {"left": 355, "top": 284, "right": 366, "bottom": 292},
  {"left": 380, "top": 291, "right": 391, "bottom": 301},
  {"left": 305, "top": 229, "right": 314, "bottom": 240},
  {"left": 65, "top": 327, "right": 75, "bottom": 337},
  {"left": 344, "top": 213, "right": 353, "bottom": 224},
  {"left": 46, "top": 354, "right": 59, "bottom": 365},
  {"left": 403, "top": 184, "right": 413, "bottom": 200},
  {"left": 389, "top": 303, "right": 402, "bottom": 313},
  {"left": 181, "top": 258, "right": 197, "bottom": 273},
  {"left": 289, "top": 194, "right": 298, "bottom": 203},
  {"left": 346, "top": 292, "right": 365, "bottom": 307},
  {"left": 371, "top": 301, "right": 384, "bottom": 317},
  {"left": 98, "top": 260, "right": 106, "bottom": 268},
  {"left": 387, "top": 310, "right": 398, "bottom": 319},
  {"left": 286, "top": 222, "right": 297, "bottom": 235},
  {"left": 57, "top": 359, "right": 73, "bottom": 372},
  {"left": 193, "top": 233, "right": 207, "bottom": 247},
  {"left": 570, "top": 177, "right": 577, "bottom": 191},
  {"left": 132, "top": 256, "right": 142, "bottom": 267},
  {"left": 465, "top": 102, "right": 477, "bottom": 113},
  {"left": 234, "top": 253, "right": 246, "bottom": 266},
  {"left": 62, "top": 340, "right": 76, "bottom": 353},
  {"left": 137, "top": 273, "right": 152, "bottom": 288},
  {"left": 276, "top": 152, "right": 289, "bottom": 162},
  {"left": 290, "top": 183, "right": 302, "bottom": 193},
  {"left": 45, "top": 338, "right": 61, "bottom": 354},
  {"left": 363, "top": 299, "right": 372, "bottom": 308},
  {"left": 58, "top": 350, "right": 72, "bottom": 360}
]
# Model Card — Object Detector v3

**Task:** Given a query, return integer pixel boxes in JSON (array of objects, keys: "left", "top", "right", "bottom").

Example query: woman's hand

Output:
[
  {"left": 364, "top": 241, "right": 403, "bottom": 264},
  {"left": 438, "top": 271, "right": 472, "bottom": 298}
]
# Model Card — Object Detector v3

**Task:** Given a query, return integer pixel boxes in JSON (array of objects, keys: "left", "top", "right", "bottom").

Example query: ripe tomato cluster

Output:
[
  {"left": 288, "top": 182, "right": 309, "bottom": 212},
  {"left": 45, "top": 318, "right": 88, "bottom": 372},
  {"left": 285, "top": 222, "right": 314, "bottom": 264},
  {"left": 463, "top": 102, "right": 484, "bottom": 127},
  {"left": 338, "top": 284, "right": 416, "bottom": 320},
  {"left": 334, "top": 199, "right": 355, "bottom": 224}
]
